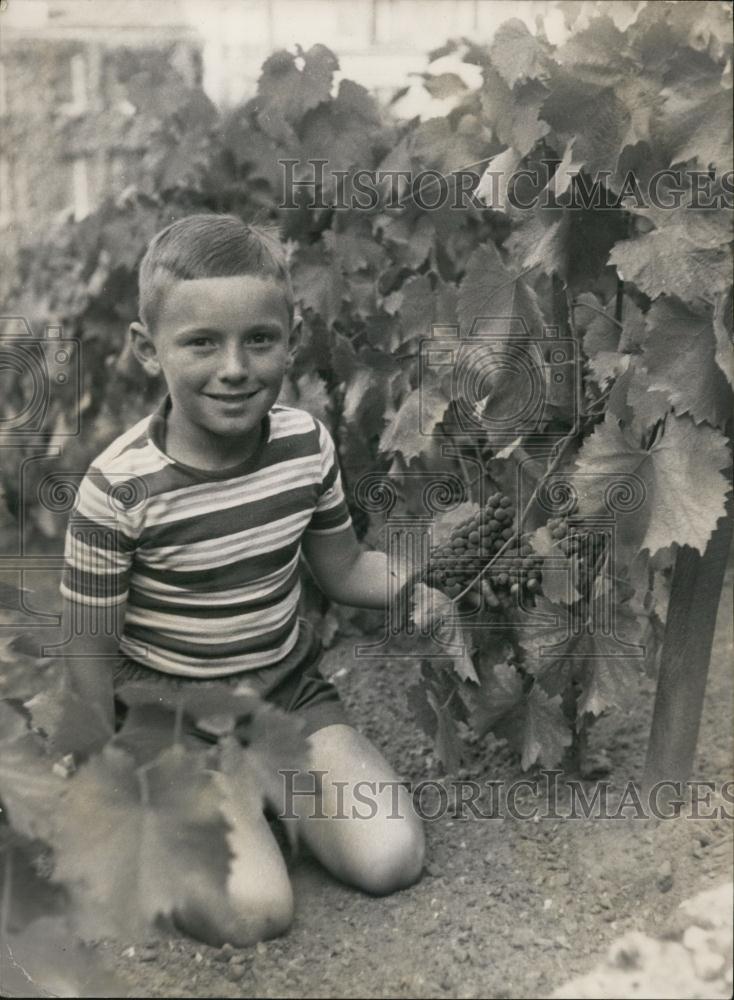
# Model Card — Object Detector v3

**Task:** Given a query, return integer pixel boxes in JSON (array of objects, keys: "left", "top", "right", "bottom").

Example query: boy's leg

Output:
[
  {"left": 174, "top": 775, "right": 294, "bottom": 948},
  {"left": 290, "top": 724, "right": 425, "bottom": 895}
]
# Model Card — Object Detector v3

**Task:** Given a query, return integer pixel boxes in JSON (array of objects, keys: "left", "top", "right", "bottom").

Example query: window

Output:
[
  {"left": 60, "top": 52, "right": 87, "bottom": 116},
  {"left": 70, "top": 53, "right": 87, "bottom": 111},
  {"left": 71, "top": 157, "right": 90, "bottom": 220}
]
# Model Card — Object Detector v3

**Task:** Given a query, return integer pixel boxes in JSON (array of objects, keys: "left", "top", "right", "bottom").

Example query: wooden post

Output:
[{"left": 642, "top": 503, "right": 733, "bottom": 796}]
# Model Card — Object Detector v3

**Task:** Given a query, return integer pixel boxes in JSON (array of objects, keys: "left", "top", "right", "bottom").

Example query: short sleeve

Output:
[
  {"left": 306, "top": 419, "right": 353, "bottom": 535},
  {"left": 60, "top": 468, "right": 139, "bottom": 607}
]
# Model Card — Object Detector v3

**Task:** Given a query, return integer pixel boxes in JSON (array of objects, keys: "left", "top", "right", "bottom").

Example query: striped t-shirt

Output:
[{"left": 60, "top": 397, "right": 352, "bottom": 676}]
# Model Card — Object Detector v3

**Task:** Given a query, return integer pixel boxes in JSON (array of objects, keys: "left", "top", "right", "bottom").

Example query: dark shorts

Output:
[{"left": 112, "top": 617, "right": 349, "bottom": 740}]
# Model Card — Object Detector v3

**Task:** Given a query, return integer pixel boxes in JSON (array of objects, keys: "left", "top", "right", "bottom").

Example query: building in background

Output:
[
  {"left": 185, "top": 0, "right": 566, "bottom": 108},
  {"left": 0, "top": 0, "right": 201, "bottom": 246},
  {"left": 0, "top": 0, "right": 570, "bottom": 258}
]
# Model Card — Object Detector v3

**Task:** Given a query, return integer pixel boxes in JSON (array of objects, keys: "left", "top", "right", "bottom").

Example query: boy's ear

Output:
[
  {"left": 129, "top": 321, "right": 161, "bottom": 378},
  {"left": 286, "top": 313, "right": 303, "bottom": 367}
]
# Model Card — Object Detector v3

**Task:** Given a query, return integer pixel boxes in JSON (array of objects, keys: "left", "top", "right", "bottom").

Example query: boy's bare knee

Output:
[
  {"left": 174, "top": 882, "right": 294, "bottom": 948},
  {"left": 351, "top": 821, "right": 425, "bottom": 896},
  {"left": 226, "top": 892, "right": 294, "bottom": 946}
]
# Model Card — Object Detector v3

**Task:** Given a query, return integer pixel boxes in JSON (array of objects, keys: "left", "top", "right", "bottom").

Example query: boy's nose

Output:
[{"left": 219, "top": 347, "right": 249, "bottom": 382}]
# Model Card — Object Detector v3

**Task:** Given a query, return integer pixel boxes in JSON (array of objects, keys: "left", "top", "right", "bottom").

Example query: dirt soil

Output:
[{"left": 84, "top": 569, "right": 733, "bottom": 1000}]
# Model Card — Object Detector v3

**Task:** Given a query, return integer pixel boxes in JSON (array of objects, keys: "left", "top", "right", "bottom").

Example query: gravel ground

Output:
[{"left": 93, "top": 572, "right": 733, "bottom": 999}]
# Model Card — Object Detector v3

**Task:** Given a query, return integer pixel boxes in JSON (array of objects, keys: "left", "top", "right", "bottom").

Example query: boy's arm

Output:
[
  {"left": 60, "top": 596, "right": 121, "bottom": 731},
  {"left": 301, "top": 525, "right": 420, "bottom": 610}
]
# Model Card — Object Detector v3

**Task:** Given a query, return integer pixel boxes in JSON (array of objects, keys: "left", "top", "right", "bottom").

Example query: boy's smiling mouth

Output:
[{"left": 204, "top": 390, "right": 262, "bottom": 402}]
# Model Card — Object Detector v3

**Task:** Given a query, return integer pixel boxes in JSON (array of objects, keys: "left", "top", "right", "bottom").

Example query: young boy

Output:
[{"left": 60, "top": 214, "right": 424, "bottom": 947}]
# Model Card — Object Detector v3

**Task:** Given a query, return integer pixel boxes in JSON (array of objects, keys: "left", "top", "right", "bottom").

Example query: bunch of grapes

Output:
[
  {"left": 425, "top": 494, "right": 543, "bottom": 607},
  {"left": 485, "top": 536, "right": 544, "bottom": 607},
  {"left": 546, "top": 515, "right": 606, "bottom": 600}
]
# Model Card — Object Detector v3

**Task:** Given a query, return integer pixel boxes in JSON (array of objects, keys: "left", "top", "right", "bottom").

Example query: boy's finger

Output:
[
  {"left": 459, "top": 586, "right": 481, "bottom": 611},
  {"left": 481, "top": 578, "right": 501, "bottom": 608}
]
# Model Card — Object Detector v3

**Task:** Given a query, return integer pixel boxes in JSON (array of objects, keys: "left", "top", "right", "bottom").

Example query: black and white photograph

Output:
[{"left": 0, "top": 1, "right": 732, "bottom": 997}]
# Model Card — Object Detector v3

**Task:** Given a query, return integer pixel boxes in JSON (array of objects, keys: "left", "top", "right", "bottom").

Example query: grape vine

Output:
[{"left": 0, "top": 6, "right": 732, "bottom": 967}]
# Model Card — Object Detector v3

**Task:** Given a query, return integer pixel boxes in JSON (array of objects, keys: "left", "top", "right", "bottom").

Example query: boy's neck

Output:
[{"left": 163, "top": 403, "right": 266, "bottom": 472}]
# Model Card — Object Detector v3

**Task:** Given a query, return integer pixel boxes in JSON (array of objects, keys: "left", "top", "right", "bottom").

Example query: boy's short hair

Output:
[{"left": 138, "top": 214, "right": 294, "bottom": 329}]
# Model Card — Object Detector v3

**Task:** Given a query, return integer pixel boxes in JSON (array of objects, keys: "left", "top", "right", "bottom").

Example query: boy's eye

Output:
[
  {"left": 188, "top": 336, "right": 214, "bottom": 348},
  {"left": 248, "top": 331, "right": 276, "bottom": 346}
]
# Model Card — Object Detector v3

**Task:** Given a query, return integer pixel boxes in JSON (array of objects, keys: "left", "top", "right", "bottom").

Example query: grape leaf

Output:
[
  {"left": 641, "top": 296, "right": 732, "bottom": 428},
  {"left": 408, "top": 116, "right": 487, "bottom": 177},
  {"left": 582, "top": 293, "right": 646, "bottom": 384},
  {"left": 576, "top": 653, "right": 640, "bottom": 717},
  {"left": 406, "top": 682, "right": 463, "bottom": 773},
  {"left": 517, "top": 595, "right": 645, "bottom": 712},
  {"left": 25, "top": 666, "right": 113, "bottom": 759},
  {"left": 573, "top": 413, "right": 731, "bottom": 555},
  {"left": 519, "top": 687, "right": 573, "bottom": 770},
  {"left": 300, "top": 79, "right": 384, "bottom": 187},
  {"left": 405, "top": 682, "right": 438, "bottom": 742},
  {"left": 609, "top": 211, "right": 732, "bottom": 304},
  {"left": 655, "top": 83, "right": 733, "bottom": 174},
  {"left": 476, "top": 147, "right": 523, "bottom": 212},
  {"left": 481, "top": 66, "right": 550, "bottom": 157},
  {"left": 422, "top": 72, "right": 468, "bottom": 99},
  {"left": 398, "top": 275, "right": 437, "bottom": 344},
  {"left": 555, "top": 15, "right": 630, "bottom": 81},
  {"left": 609, "top": 360, "right": 672, "bottom": 432},
  {"left": 51, "top": 744, "right": 232, "bottom": 938},
  {"left": 292, "top": 242, "right": 346, "bottom": 328},
  {"left": 458, "top": 242, "right": 545, "bottom": 339},
  {"left": 546, "top": 140, "right": 583, "bottom": 198},
  {"left": 2, "top": 917, "right": 130, "bottom": 999},
  {"left": 252, "top": 45, "right": 338, "bottom": 144},
  {"left": 426, "top": 688, "right": 464, "bottom": 773},
  {"left": 324, "top": 233, "right": 385, "bottom": 282},
  {"left": 489, "top": 19, "right": 552, "bottom": 87},
  {"left": 0, "top": 830, "right": 68, "bottom": 933},
  {"left": 493, "top": 685, "right": 573, "bottom": 771},
  {"left": 375, "top": 211, "right": 434, "bottom": 271},
  {"left": 469, "top": 661, "right": 523, "bottom": 737},
  {"left": 216, "top": 703, "right": 309, "bottom": 850},
  {"left": 410, "top": 582, "right": 453, "bottom": 633},
  {"left": 713, "top": 288, "right": 734, "bottom": 389},
  {"left": 342, "top": 366, "right": 393, "bottom": 438},
  {"left": 528, "top": 526, "right": 582, "bottom": 604},
  {"left": 0, "top": 702, "right": 65, "bottom": 840},
  {"left": 378, "top": 376, "right": 449, "bottom": 461},
  {"left": 294, "top": 371, "right": 333, "bottom": 426},
  {"left": 541, "top": 73, "right": 631, "bottom": 176},
  {"left": 436, "top": 622, "right": 479, "bottom": 684},
  {"left": 507, "top": 201, "right": 631, "bottom": 292}
]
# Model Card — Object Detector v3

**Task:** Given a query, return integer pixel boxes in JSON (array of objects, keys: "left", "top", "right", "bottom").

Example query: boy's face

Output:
[{"left": 131, "top": 274, "right": 296, "bottom": 450}]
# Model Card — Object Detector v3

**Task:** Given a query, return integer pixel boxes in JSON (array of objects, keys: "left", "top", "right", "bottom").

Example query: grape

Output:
[{"left": 422, "top": 492, "right": 556, "bottom": 613}]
